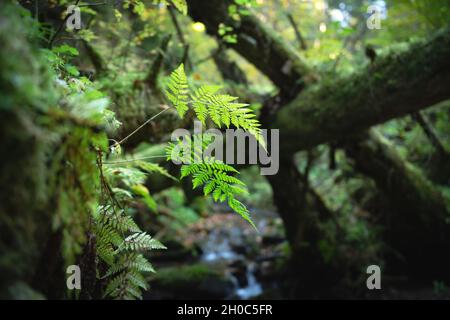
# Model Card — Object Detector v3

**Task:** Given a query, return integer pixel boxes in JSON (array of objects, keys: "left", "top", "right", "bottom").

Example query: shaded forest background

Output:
[{"left": 1, "top": 0, "right": 450, "bottom": 299}]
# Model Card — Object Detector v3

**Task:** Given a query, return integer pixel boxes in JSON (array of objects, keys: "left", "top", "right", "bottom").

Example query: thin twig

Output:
[
  {"left": 103, "top": 155, "right": 167, "bottom": 165},
  {"left": 167, "top": 3, "right": 193, "bottom": 70},
  {"left": 48, "top": 0, "right": 81, "bottom": 48},
  {"left": 146, "top": 34, "right": 172, "bottom": 87},
  {"left": 285, "top": 12, "right": 307, "bottom": 50},
  {"left": 78, "top": 2, "right": 108, "bottom": 7},
  {"left": 111, "top": 106, "right": 172, "bottom": 148}
]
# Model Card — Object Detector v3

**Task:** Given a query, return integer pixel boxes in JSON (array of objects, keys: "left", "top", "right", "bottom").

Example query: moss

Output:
[
  {"left": 152, "top": 263, "right": 224, "bottom": 288},
  {"left": 0, "top": 4, "right": 57, "bottom": 297},
  {"left": 0, "top": 3, "right": 107, "bottom": 298},
  {"left": 6, "top": 282, "right": 46, "bottom": 300},
  {"left": 148, "top": 263, "right": 234, "bottom": 299}
]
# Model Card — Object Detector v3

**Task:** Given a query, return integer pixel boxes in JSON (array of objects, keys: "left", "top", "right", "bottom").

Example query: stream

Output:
[
  {"left": 146, "top": 208, "right": 287, "bottom": 300},
  {"left": 200, "top": 228, "right": 263, "bottom": 299}
]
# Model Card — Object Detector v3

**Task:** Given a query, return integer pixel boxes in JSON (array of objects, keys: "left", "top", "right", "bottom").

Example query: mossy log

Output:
[
  {"left": 0, "top": 4, "right": 103, "bottom": 298},
  {"left": 265, "top": 157, "right": 343, "bottom": 296},
  {"left": 344, "top": 129, "right": 450, "bottom": 282},
  {"left": 146, "top": 263, "right": 234, "bottom": 299},
  {"left": 274, "top": 28, "right": 450, "bottom": 154}
]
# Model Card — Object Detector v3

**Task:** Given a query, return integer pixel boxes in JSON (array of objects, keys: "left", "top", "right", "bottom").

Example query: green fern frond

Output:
[
  {"left": 228, "top": 197, "right": 255, "bottom": 229},
  {"left": 124, "top": 284, "right": 142, "bottom": 300},
  {"left": 136, "top": 161, "right": 177, "bottom": 181},
  {"left": 162, "top": 64, "right": 261, "bottom": 227},
  {"left": 97, "top": 242, "right": 115, "bottom": 266},
  {"left": 163, "top": 64, "right": 265, "bottom": 149},
  {"left": 179, "top": 158, "right": 255, "bottom": 227},
  {"left": 104, "top": 273, "right": 126, "bottom": 298},
  {"left": 191, "top": 91, "right": 266, "bottom": 149},
  {"left": 131, "top": 254, "right": 156, "bottom": 273},
  {"left": 118, "top": 232, "right": 166, "bottom": 252},
  {"left": 104, "top": 253, "right": 155, "bottom": 278},
  {"left": 192, "top": 85, "right": 221, "bottom": 124},
  {"left": 94, "top": 194, "right": 162, "bottom": 299},
  {"left": 165, "top": 133, "right": 216, "bottom": 164},
  {"left": 95, "top": 223, "right": 123, "bottom": 247},
  {"left": 100, "top": 208, "right": 141, "bottom": 233},
  {"left": 164, "top": 63, "right": 189, "bottom": 117},
  {"left": 127, "top": 270, "right": 148, "bottom": 290},
  {"left": 104, "top": 271, "right": 145, "bottom": 300}
]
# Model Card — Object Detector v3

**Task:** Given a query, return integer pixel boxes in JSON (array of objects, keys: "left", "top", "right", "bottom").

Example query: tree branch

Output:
[
  {"left": 187, "top": 0, "right": 311, "bottom": 98},
  {"left": 273, "top": 29, "right": 450, "bottom": 154}
]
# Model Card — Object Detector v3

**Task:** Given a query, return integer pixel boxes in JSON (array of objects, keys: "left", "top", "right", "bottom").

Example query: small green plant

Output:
[
  {"left": 9, "top": 0, "right": 260, "bottom": 299},
  {"left": 95, "top": 63, "right": 263, "bottom": 299},
  {"left": 96, "top": 156, "right": 172, "bottom": 299},
  {"left": 433, "top": 280, "right": 447, "bottom": 296},
  {"left": 164, "top": 63, "right": 265, "bottom": 228},
  {"left": 164, "top": 64, "right": 265, "bottom": 147}
]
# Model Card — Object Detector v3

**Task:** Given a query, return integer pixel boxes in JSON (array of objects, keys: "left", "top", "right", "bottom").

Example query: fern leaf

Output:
[
  {"left": 125, "top": 285, "right": 143, "bottom": 300},
  {"left": 179, "top": 158, "right": 255, "bottom": 226},
  {"left": 127, "top": 271, "right": 148, "bottom": 290},
  {"left": 97, "top": 242, "right": 115, "bottom": 265},
  {"left": 192, "top": 85, "right": 220, "bottom": 124},
  {"left": 101, "top": 209, "right": 141, "bottom": 233},
  {"left": 136, "top": 161, "right": 178, "bottom": 181},
  {"left": 228, "top": 197, "right": 256, "bottom": 229},
  {"left": 118, "top": 232, "right": 166, "bottom": 252},
  {"left": 164, "top": 64, "right": 189, "bottom": 117},
  {"left": 132, "top": 254, "right": 156, "bottom": 273},
  {"left": 104, "top": 273, "right": 126, "bottom": 298},
  {"left": 203, "top": 180, "right": 216, "bottom": 195}
]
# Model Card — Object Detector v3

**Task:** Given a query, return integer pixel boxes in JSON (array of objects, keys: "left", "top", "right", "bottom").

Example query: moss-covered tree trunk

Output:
[
  {"left": 272, "top": 28, "right": 450, "bottom": 154},
  {"left": 266, "top": 157, "right": 345, "bottom": 296},
  {"left": 0, "top": 5, "right": 103, "bottom": 298},
  {"left": 344, "top": 130, "right": 450, "bottom": 282}
]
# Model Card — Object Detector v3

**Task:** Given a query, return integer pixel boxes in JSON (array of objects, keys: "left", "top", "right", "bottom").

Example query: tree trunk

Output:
[
  {"left": 344, "top": 129, "right": 450, "bottom": 282},
  {"left": 213, "top": 47, "right": 249, "bottom": 86},
  {"left": 266, "top": 156, "right": 343, "bottom": 296}
]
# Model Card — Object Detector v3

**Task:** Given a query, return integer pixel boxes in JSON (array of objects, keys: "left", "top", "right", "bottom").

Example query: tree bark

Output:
[
  {"left": 273, "top": 28, "right": 450, "bottom": 154},
  {"left": 344, "top": 129, "right": 450, "bottom": 282},
  {"left": 213, "top": 47, "right": 249, "bottom": 86},
  {"left": 266, "top": 156, "right": 343, "bottom": 296}
]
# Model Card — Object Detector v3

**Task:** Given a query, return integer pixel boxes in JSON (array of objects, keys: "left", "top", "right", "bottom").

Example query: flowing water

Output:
[{"left": 200, "top": 225, "right": 263, "bottom": 299}]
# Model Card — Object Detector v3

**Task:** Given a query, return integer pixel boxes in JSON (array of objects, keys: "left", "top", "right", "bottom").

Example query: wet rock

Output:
[
  {"left": 261, "top": 234, "right": 285, "bottom": 246},
  {"left": 149, "top": 239, "right": 201, "bottom": 262},
  {"left": 145, "top": 263, "right": 234, "bottom": 299},
  {"left": 228, "top": 260, "right": 248, "bottom": 287},
  {"left": 230, "top": 243, "right": 248, "bottom": 255}
]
